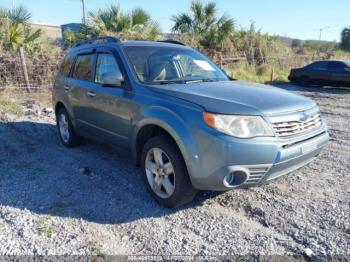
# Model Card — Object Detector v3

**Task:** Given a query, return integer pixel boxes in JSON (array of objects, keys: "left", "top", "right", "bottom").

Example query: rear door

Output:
[
  {"left": 306, "top": 61, "right": 330, "bottom": 84},
  {"left": 328, "top": 61, "right": 350, "bottom": 86},
  {"left": 66, "top": 50, "right": 99, "bottom": 134}
]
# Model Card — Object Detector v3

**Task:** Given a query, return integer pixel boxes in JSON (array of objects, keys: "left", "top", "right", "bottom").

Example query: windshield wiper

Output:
[
  {"left": 151, "top": 80, "right": 184, "bottom": 85},
  {"left": 185, "top": 78, "right": 220, "bottom": 84}
]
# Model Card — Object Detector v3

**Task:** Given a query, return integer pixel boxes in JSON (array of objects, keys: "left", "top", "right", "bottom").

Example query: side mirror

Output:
[{"left": 100, "top": 71, "right": 124, "bottom": 87}]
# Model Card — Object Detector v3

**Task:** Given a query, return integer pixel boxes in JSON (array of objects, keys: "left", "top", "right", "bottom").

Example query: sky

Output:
[{"left": 1, "top": 0, "right": 349, "bottom": 41}]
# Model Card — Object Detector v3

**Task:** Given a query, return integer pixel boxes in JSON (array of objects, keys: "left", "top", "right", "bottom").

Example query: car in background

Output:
[{"left": 288, "top": 60, "right": 350, "bottom": 87}]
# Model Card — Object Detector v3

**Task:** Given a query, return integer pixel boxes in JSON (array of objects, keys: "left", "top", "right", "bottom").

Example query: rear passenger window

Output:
[
  {"left": 60, "top": 54, "right": 74, "bottom": 77},
  {"left": 95, "top": 53, "right": 122, "bottom": 83},
  {"left": 72, "top": 54, "right": 95, "bottom": 81}
]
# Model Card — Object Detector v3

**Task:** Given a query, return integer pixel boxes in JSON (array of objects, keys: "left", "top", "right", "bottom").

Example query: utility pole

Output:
[
  {"left": 81, "top": 0, "right": 86, "bottom": 24},
  {"left": 313, "top": 27, "right": 330, "bottom": 41}
]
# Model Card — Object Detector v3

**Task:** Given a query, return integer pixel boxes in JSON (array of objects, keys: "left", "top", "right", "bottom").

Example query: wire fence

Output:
[{"left": 0, "top": 53, "right": 63, "bottom": 90}]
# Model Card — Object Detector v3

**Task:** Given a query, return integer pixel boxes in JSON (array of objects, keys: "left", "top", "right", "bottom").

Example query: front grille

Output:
[
  {"left": 245, "top": 166, "right": 271, "bottom": 184},
  {"left": 271, "top": 112, "right": 322, "bottom": 138}
]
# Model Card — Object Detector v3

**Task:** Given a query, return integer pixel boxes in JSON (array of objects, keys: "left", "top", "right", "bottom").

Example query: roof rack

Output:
[
  {"left": 158, "top": 40, "right": 186, "bottom": 46},
  {"left": 73, "top": 36, "right": 120, "bottom": 48}
]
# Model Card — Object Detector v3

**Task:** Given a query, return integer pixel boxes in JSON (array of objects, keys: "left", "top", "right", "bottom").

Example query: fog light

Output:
[{"left": 223, "top": 168, "right": 249, "bottom": 187}]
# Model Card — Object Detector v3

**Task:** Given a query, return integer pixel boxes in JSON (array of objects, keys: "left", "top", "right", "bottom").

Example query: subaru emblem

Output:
[{"left": 299, "top": 112, "right": 308, "bottom": 122}]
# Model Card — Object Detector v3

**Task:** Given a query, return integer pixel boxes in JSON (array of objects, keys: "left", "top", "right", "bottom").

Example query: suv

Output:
[{"left": 53, "top": 37, "right": 329, "bottom": 208}]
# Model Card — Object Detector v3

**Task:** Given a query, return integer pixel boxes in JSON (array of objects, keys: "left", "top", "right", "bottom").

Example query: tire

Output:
[
  {"left": 299, "top": 76, "right": 311, "bottom": 87},
  {"left": 56, "top": 107, "right": 81, "bottom": 148},
  {"left": 141, "top": 136, "right": 198, "bottom": 208}
]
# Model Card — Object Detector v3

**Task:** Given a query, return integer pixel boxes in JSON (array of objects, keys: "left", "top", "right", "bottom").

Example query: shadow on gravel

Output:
[
  {"left": 0, "top": 121, "right": 204, "bottom": 225},
  {"left": 267, "top": 81, "right": 350, "bottom": 95}
]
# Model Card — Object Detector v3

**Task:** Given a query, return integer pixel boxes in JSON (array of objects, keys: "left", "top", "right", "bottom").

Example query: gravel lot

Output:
[{"left": 0, "top": 83, "right": 349, "bottom": 259}]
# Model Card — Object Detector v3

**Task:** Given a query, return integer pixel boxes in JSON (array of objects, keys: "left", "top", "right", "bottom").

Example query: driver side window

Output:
[{"left": 95, "top": 53, "right": 121, "bottom": 84}]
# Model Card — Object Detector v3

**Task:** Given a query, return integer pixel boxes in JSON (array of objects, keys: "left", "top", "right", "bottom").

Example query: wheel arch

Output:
[
  {"left": 55, "top": 101, "right": 66, "bottom": 116},
  {"left": 132, "top": 108, "right": 200, "bottom": 185}
]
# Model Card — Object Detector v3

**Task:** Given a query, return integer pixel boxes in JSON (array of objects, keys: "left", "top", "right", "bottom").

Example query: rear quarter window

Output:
[{"left": 60, "top": 54, "right": 75, "bottom": 77}]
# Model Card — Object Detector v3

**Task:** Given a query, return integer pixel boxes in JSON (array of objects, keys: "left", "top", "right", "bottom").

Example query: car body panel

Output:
[{"left": 148, "top": 80, "right": 316, "bottom": 116}]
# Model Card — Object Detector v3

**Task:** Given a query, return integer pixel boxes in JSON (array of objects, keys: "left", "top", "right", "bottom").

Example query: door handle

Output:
[
  {"left": 64, "top": 86, "right": 70, "bottom": 92},
  {"left": 87, "top": 91, "right": 96, "bottom": 98}
]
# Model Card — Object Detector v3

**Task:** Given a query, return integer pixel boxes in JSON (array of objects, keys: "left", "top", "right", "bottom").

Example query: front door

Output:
[{"left": 84, "top": 48, "right": 134, "bottom": 149}]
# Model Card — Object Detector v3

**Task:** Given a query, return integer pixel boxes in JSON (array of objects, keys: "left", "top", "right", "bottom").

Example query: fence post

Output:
[
  {"left": 19, "top": 46, "right": 30, "bottom": 91},
  {"left": 270, "top": 68, "right": 275, "bottom": 82}
]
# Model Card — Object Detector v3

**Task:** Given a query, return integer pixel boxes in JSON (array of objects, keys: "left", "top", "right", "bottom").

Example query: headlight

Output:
[{"left": 203, "top": 112, "right": 274, "bottom": 138}]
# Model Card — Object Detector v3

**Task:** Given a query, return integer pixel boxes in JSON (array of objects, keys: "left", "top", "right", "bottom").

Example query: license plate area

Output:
[{"left": 301, "top": 142, "right": 318, "bottom": 154}]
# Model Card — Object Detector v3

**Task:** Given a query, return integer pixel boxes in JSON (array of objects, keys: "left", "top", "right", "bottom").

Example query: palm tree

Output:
[
  {"left": 0, "top": 5, "right": 41, "bottom": 50},
  {"left": 172, "top": 0, "right": 234, "bottom": 50},
  {"left": 340, "top": 26, "right": 350, "bottom": 51},
  {"left": 87, "top": 4, "right": 161, "bottom": 40}
]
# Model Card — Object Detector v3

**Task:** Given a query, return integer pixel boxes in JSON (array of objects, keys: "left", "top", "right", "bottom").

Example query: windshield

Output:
[{"left": 124, "top": 46, "right": 228, "bottom": 84}]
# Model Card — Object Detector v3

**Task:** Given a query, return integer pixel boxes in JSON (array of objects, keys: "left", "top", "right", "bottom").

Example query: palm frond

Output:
[
  {"left": 7, "top": 6, "right": 31, "bottom": 25},
  {"left": 171, "top": 13, "right": 193, "bottom": 33}
]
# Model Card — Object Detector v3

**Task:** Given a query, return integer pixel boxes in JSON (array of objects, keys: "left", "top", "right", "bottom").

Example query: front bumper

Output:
[{"left": 188, "top": 126, "right": 329, "bottom": 191}]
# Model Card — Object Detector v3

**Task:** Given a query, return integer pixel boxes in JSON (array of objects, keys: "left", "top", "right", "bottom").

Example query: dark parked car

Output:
[{"left": 288, "top": 60, "right": 350, "bottom": 87}]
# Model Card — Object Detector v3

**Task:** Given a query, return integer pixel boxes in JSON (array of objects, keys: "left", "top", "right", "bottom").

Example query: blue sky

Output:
[{"left": 2, "top": 0, "right": 349, "bottom": 41}]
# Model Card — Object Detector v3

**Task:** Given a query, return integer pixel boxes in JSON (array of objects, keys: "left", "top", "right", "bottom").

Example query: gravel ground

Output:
[{"left": 0, "top": 84, "right": 349, "bottom": 260}]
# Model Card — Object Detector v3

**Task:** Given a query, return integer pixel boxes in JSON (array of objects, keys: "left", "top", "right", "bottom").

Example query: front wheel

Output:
[{"left": 141, "top": 136, "right": 197, "bottom": 208}]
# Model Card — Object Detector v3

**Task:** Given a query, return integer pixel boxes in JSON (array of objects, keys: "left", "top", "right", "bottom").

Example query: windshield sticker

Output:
[{"left": 193, "top": 60, "right": 215, "bottom": 71}]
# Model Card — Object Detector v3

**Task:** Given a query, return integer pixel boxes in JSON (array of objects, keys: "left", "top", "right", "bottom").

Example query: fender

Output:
[{"left": 132, "top": 105, "right": 202, "bottom": 181}]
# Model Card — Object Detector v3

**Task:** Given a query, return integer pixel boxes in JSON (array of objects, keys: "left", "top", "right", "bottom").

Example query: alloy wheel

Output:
[{"left": 145, "top": 148, "right": 176, "bottom": 199}]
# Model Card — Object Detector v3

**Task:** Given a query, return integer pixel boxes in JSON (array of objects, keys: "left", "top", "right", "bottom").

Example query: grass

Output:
[
  {"left": 0, "top": 101, "right": 23, "bottom": 115},
  {"left": 225, "top": 62, "right": 290, "bottom": 84},
  {"left": 37, "top": 217, "right": 54, "bottom": 238},
  {"left": 0, "top": 89, "right": 53, "bottom": 116}
]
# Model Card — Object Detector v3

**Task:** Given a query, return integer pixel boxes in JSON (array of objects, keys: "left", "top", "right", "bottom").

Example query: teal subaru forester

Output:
[{"left": 53, "top": 37, "right": 329, "bottom": 208}]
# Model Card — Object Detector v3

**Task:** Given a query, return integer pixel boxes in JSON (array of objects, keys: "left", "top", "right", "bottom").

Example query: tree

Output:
[
  {"left": 340, "top": 26, "right": 350, "bottom": 51},
  {"left": 0, "top": 5, "right": 42, "bottom": 51},
  {"left": 87, "top": 4, "right": 161, "bottom": 40},
  {"left": 171, "top": 0, "right": 234, "bottom": 50}
]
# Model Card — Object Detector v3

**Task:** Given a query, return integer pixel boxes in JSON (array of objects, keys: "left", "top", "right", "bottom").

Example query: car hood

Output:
[{"left": 150, "top": 80, "right": 316, "bottom": 116}]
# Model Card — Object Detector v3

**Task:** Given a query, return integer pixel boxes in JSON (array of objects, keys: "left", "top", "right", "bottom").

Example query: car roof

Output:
[
  {"left": 69, "top": 40, "right": 190, "bottom": 54},
  {"left": 312, "top": 60, "right": 350, "bottom": 63},
  {"left": 120, "top": 40, "right": 189, "bottom": 48}
]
